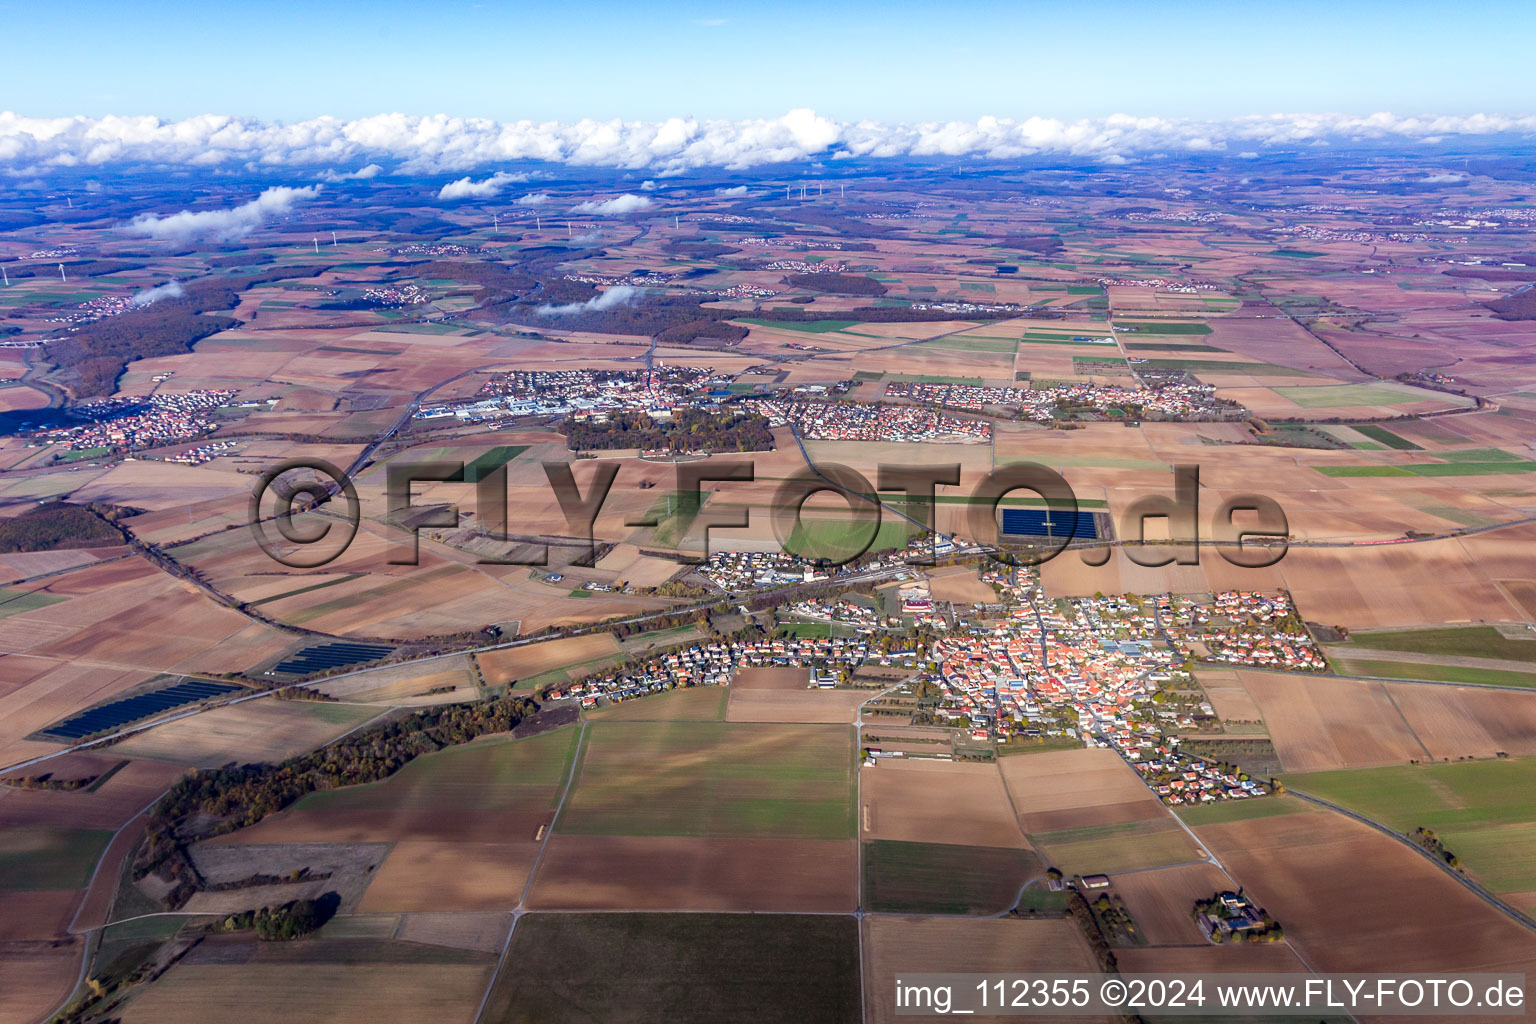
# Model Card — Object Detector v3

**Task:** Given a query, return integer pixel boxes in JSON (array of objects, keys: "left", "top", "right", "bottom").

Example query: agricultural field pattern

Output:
[{"left": 3, "top": 124, "right": 1536, "bottom": 1024}]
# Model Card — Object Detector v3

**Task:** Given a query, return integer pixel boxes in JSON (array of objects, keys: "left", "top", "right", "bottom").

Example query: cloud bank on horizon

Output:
[
  {"left": 3, "top": 109, "right": 1533, "bottom": 176},
  {"left": 122, "top": 185, "right": 320, "bottom": 242}
]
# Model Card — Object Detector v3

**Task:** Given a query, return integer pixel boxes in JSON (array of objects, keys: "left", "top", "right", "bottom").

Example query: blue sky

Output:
[{"left": 9, "top": 0, "right": 1533, "bottom": 122}]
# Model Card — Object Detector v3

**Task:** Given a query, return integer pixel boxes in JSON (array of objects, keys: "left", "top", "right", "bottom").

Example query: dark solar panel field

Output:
[
  {"left": 1000, "top": 507, "right": 1100, "bottom": 540},
  {"left": 44, "top": 679, "right": 245, "bottom": 740},
  {"left": 271, "top": 640, "right": 393, "bottom": 676}
]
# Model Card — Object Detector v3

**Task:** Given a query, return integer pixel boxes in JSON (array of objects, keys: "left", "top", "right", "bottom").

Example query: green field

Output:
[
  {"left": 1285, "top": 757, "right": 1536, "bottom": 832},
  {"left": 1353, "top": 424, "right": 1423, "bottom": 450},
  {"left": 1135, "top": 359, "right": 1304, "bottom": 375},
  {"left": 737, "top": 318, "right": 860, "bottom": 334},
  {"left": 1270, "top": 249, "right": 1324, "bottom": 259},
  {"left": 1029, "top": 820, "right": 1195, "bottom": 875},
  {"left": 557, "top": 720, "right": 856, "bottom": 839},
  {"left": 921, "top": 335, "right": 1018, "bottom": 353},
  {"left": 1114, "top": 321, "right": 1214, "bottom": 335},
  {"left": 1275, "top": 384, "right": 1423, "bottom": 408},
  {"left": 1436, "top": 447, "right": 1525, "bottom": 463},
  {"left": 1335, "top": 658, "right": 1536, "bottom": 688},
  {"left": 585, "top": 685, "right": 728, "bottom": 721},
  {"left": 1175, "top": 795, "right": 1309, "bottom": 827},
  {"left": 1285, "top": 758, "right": 1536, "bottom": 891},
  {"left": 1313, "top": 465, "right": 1417, "bottom": 477},
  {"left": 862, "top": 840, "right": 1042, "bottom": 914},
  {"left": 297, "top": 726, "right": 579, "bottom": 815},
  {"left": 0, "top": 587, "right": 68, "bottom": 619},
  {"left": 1340, "top": 626, "right": 1536, "bottom": 664},
  {"left": 376, "top": 322, "right": 468, "bottom": 335},
  {"left": 1407, "top": 461, "right": 1536, "bottom": 476},
  {"left": 784, "top": 517, "right": 912, "bottom": 563},
  {"left": 1018, "top": 333, "right": 1118, "bottom": 346},
  {"left": 1436, "top": 823, "right": 1536, "bottom": 893},
  {"left": 60, "top": 446, "right": 111, "bottom": 462},
  {"left": 464, "top": 444, "right": 530, "bottom": 483},
  {"left": 780, "top": 621, "right": 832, "bottom": 639},
  {"left": 480, "top": 913, "right": 861, "bottom": 1024},
  {"left": 1122, "top": 341, "right": 1224, "bottom": 352},
  {"left": 248, "top": 573, "right": 365, "bottom": 608},
  {"left": 0, "top": 827, "right": 114, "bottom": 890},
  {"left": 883, "top": 372, "right": 986, "bottom": 386}
]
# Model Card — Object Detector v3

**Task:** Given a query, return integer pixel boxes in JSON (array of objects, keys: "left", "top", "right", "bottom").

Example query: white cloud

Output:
[
  {"left": 4, "top": 110, "right": 1536, "bottom": 176},
  {"left": 1422, "top": 172, "right": 1468, "bottom": 183},
  {"left": 715, "top": 184, "right": 748, "bottom": 195},
  {"left": 537, "top": 285, "right": 637, "bottom": 315},
  {"left": 513, "top": 192, "right": 549, "bottom": 205},
  {"left": 130, "top": 280, "right": 184, "bottom": 305},
  {"left": 316, "top": 163, "right": 383, "bottom": 182},
  {"left": 640, "top": 179, "right": 658, "bottom": 190},
  {"left": 122, "top": 185, "right": 320, "bottom": 242},
  {"left": 692, "top": 17, "right": 728, "bottom": 26},
  {"left": 437, "top": 170, "right": 527, "bottom": 200},
  {"left": 571, "top": 193, "right": 653, "bottom": 215}
]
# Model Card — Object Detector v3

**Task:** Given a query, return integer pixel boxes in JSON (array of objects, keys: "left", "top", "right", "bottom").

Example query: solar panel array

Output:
[
  {"left": 1000, "top": 507, "right": 1100, "bottom": 540},
  {"left": 272, "top": 641, "right": 393, "bottom": 676},
  {"left": 45, "top": 679, "right": 244, "bottom": 740}
]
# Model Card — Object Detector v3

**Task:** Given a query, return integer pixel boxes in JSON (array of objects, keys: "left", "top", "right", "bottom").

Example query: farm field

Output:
[
  {"left": 480, "top": 913, "right": 862, "bottom": 1024},
  {"left": 862, "top": 916, "right": 1112, "bottom": 1024},
  {"left": 202, "top": 727, "right": 580, "bottom": 910},
  {"left": 117, "top": 937, "right": 497, "bottom": 1024},
  {"left": 555, "top": 720, "right": 856, "bottom": 839},
  {"left": 860, "top": 759, "right": 1028, "bottom": 848},
  {"left": 1227, "top": 671, "right": 1429, "bottom": 771},
  {"left": 528, "top": 835, "right": 856, "bottom": 911},
  {"left": 0, "top": 939, "right": 84, "bottom": 1024},
  {"left": 1109, "top": 862, "right": 1236, "bottom": 945},
  {"left": 1194, "top": 810, "right": 1536, "bottom": 974},
  {"left": 862, "top": 839, "right": 1041, "bottom": 914},
  {"left": 1283, "top": 757, "right": 1536, "bottom": 895},
  {"left": 583, "top": 685, "right": 728, "bottom": 721},
  {"left": 9, "top": 138, "right": 1536, "bottom": 1024},
  {"left": 998, "top": 747, "right": 1172, "bottom": 832},
  {"left": 724, "top": 687, "right": 869, "bottom": 723},
  {"left": 1333, "top": 657, "right": 1536, "bottom": 688},
  {"left": 1028, "top": 819, "right": 1205, "bottom": 876},
  {"left": 112, "top": 699, "right": 381, "bottom": 766},
  {"left": 1338, "top": 625, "right": 1536, "bottom": 663}
]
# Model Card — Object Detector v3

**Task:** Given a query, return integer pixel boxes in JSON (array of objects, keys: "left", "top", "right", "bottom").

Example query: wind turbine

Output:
[
  {"left": 567, "top": 221, "right": 573, "bottom": 238},
  {"left": 1, "top": 266, "right": 7, "bottom": 287},
  {"left": 331, "top": 231, "right": 338, "bottom": 246},
  {"left": 313, "top": 237, "right": 319, "bottom": 254},
  {"left": 536, "top": 215, "right": 541, "bottom": 231},
  {"left": 493, "top": 213, "right": 499, "bottom": 231},
  {"left": 58, "top": 264, "right": 66, "bottom": 282},
  {"left": 674, "top": 215, "right": 680, "bottom": 229}
]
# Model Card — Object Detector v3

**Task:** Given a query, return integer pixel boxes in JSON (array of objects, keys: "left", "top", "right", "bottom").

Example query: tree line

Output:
[
  {"left": 561, "top": 408, "right": 774, "bottom": 454},
  {"left": 134, "top": 693, "right": 538, "bottom": 907}
]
